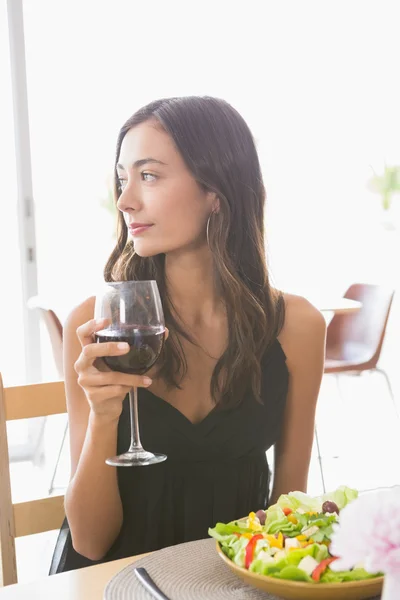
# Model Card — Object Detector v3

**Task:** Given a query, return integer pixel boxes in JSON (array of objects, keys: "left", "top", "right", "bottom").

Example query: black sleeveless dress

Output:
[{"left": 49, "top": 339, "right": 288, "bottom": 574}]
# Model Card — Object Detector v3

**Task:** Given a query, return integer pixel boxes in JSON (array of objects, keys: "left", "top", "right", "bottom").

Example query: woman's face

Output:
[{"left": 116, "top": 121, "right": 216, "bottom": 258}]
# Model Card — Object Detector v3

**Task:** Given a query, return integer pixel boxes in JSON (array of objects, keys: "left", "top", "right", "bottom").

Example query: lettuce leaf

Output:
[
  {"left": 229, "top": 536, "right": 250, "bottom": 568},
  {"left": 275, "top": 566, "right": 314, "bottom": 582},
  {"left": 250, "top": 559, "right": 282, "bottom": 575},
  {"left": 212, "top": 534, "right": 251, "bottom": 568},
  {"left": 306, "top": 514, "right": 338, "bottom": 528},
  {"left": 276, "top": 491, "right": 321, "bottom": 513},
  {"left": 321, "top": 486, "right": 358, "bottom": 510},
  {"left": 264, "top": 506, "right": 302, "bottom": 536},
  {"left": 267, "top": 518, "right": 302, "bottom": 536},
  {"left": 208, "top": 523, "right": 253, "bottom": 540},
  {"left": 221, "top": 545, "right": 235, "bottom": 560},
  {"left": 320, "top": 567, "right": 381, "bottom": 583},
  {"left": 264, "top": 505, "right": 285, "bottom": 527},
  {"left": 286, "top": 543, "right": 329, "bottom": 566},
  {"left": 272, "top": 486, "right": 358, "bottom": 514}
]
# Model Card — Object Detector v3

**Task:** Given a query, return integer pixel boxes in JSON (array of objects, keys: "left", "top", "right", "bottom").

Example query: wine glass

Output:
[{"left": 94, "top": 280, "right": 167, "bottom": 467}]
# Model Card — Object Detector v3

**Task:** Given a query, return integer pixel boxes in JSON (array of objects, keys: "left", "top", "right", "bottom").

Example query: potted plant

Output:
[{"left": 367, "top": 164, "right": 400, "bottom": 229}]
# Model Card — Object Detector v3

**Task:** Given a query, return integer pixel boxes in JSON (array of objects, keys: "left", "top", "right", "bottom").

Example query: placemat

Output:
[{"left": 104, "top": 538, "right": 280, "bottom": 599}]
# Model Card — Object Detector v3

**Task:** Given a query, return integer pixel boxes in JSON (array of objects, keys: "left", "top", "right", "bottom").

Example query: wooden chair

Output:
[
  {"left": 324, "top": 283, "right": 396, "bottom": 411},
  {"left": 27, "top": 296, "right": 67, "bottom": 494},
  {"left": 0, "top": 376, "right": 66, "bottom": 586},
  {"left": 27, "top": 296, "right": 64, "bottom": 378}
]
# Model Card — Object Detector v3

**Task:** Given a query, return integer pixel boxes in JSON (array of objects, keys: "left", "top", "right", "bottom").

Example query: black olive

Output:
[
  {"left": 255, "top": 509, "right": 266, "bottom": 525},
  {"left": 322, "top": 500, "right": 339, "bottom": 514}
]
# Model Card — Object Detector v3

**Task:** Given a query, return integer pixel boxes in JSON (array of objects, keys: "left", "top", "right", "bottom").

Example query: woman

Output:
[{"left": 50, "top": 96, "right": 326, "bottom": 573}]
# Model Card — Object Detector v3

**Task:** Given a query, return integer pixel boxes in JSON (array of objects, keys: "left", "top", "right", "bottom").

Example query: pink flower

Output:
[{"left": 330, "top": 486, "right": 400, "bottom": 575}]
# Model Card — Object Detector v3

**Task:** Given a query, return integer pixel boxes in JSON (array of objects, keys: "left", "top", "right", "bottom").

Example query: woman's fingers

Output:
[
  {"left": 76, "top": 370, "right": 152, "bottom": 389},
  {"left": 74, "top": 338, "right": 129, "bottom": 372},
  {"left": 76, "top": 318, "right": 109, "bottom": 348}
]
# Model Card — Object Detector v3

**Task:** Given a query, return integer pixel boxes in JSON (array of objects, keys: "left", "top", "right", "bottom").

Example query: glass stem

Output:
[{"left": 128, "top": 387, "right": 143, "bottom": 452}]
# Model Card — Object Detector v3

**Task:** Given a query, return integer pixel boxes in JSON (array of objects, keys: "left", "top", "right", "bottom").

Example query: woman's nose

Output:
[{"left": 116, "top": 183, "right": 142, "bottom": 213}]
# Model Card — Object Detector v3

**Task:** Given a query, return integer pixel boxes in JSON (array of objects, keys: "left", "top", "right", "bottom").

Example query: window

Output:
[{"left": 0, "top": 0, "right": 26, "bottom": 384}]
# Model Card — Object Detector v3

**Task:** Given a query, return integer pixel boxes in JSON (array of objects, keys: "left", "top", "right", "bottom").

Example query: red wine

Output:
[{"left": 95, "top": 326, "right": 165, "bottom": 375}]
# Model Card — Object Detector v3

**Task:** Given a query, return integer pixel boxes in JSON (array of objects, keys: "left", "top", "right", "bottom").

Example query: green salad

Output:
[{"left": 209, "top": 486, "right": 382, "bottom": 584}]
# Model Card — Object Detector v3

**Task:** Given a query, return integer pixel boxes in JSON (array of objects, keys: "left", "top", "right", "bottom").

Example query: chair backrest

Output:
[
  {"left": 326, "top": 283, "right": 395, "bottom": 368},
  {"left": 0, "top": 375, "right": 66, "bottom": 586},
  {"left": 27, "top": 296, "right": 64, "bottom": 378}
]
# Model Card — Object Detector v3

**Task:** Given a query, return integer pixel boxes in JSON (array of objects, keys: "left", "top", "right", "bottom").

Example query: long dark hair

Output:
[{"left": 104, "top": 96, "right": 285, "bottom": 407}]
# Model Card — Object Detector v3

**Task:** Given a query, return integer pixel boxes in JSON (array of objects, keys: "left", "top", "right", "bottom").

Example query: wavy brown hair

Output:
[{"left": 104, "top": 96, "right": 285, "bottom": 407}]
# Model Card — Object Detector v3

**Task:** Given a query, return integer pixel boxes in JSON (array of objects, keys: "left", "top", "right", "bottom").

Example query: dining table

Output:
[
  {"left": 280, "top": 289, "right": 362, "bottom": 316},
  {"left": 316, "top": 298, "right": 362, "bottom": 314},
  {"left": 0, "top": 553, "right": 147, "bottom": 600},
  {"left": 0, "top": 538, "right": 383, "bottom": 600}
]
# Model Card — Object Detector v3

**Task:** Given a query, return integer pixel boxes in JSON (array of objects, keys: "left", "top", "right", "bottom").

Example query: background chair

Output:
[
  {"left": 0, "top": 376, "right": 66, "bottom": 586},
  {"left": 27, "top": 296, "right": 68, "bottom": 494},
  {"left": 27, "top": 296, "right": 64, "bottom": 379},
  {"left": 324, "top": 283, "right": 396, "bottom": 412},
  {"left": 8, "top": 297, "right": 65, "bottom": 468}
]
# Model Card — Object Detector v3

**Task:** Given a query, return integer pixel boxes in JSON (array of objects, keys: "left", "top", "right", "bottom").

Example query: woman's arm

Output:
[
  {"left": 270, "top": 294, "right": 326, "bottom": 504},
  {"left": 63, "top": 297, "right": 124, "bottom": 560}
]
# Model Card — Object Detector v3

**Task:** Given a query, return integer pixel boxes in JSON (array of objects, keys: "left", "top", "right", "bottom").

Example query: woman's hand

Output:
[{"left": 73, "top": 318, "right": 153, "bottom": 422}]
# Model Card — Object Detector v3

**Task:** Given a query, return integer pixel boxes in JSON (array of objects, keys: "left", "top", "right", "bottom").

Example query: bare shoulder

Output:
[
  {"left": 280, "top": 293, "right": 326, "bottom": 337},
  {"left": 278, "top": 293, "right": 326, "bottom": 368},
  {"left": 64, "top": 296, "right": 96, "bottom": 332}
]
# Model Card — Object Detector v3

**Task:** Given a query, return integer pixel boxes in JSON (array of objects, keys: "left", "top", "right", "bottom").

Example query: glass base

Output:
[{"left": 105, "top": 449, "right": 167, "bottom": 467}]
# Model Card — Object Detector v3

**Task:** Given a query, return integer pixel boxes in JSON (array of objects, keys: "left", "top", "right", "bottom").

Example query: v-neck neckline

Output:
[
  {"left": 143, "top": 387, "right": 220, "bottom": 428},
  {"left": 140, "top": 340, "right": 286, "bottom": 430}
]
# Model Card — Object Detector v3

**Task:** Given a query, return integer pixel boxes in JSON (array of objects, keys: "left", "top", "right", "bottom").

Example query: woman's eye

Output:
[
  {"left": 141, "top": 172, "right": 156, "bottom": 182},
  {"left": 118, "top": 178, "right": 127, "bottom": 191}
]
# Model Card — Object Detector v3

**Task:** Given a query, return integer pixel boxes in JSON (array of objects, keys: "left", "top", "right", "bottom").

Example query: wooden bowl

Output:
[{"left": 216, "top": 541, "right": 383, "bottom": 600}]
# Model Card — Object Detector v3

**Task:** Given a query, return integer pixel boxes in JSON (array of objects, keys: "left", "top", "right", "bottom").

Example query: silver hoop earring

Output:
[{"left": 206, "top": 213, "right": 213, "bottom": 247}]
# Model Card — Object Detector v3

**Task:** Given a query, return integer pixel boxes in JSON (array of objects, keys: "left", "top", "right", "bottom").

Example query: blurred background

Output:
[{"left": 1, "top": 0, "right": 399, "bottom": 584}]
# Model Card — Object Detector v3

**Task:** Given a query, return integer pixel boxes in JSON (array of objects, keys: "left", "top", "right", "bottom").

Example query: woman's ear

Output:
[{"left": 207, "top": 190, "right": 220, "bottom": 213}]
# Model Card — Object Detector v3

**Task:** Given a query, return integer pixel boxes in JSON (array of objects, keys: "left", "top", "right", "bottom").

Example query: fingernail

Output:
[
  {"left": 143, "top": 377, "right": 152, "bottom": 386},
  {"left": 117, "top": 342, "right": 129, "bottom": 350}
]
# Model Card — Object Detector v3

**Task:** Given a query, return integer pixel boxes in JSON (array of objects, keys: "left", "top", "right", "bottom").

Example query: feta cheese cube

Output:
[
  {"left": 285, "top": 537, "right": 301, "bottom": 550},
  {"left": 274, "top": 550, "right": 287, "bottom": 562},
  {"left": 257, "top": 550, "right": 275, "bottom": 564},
  {"left": 298, "top": 555, "right": 319, "bottom": 576}
]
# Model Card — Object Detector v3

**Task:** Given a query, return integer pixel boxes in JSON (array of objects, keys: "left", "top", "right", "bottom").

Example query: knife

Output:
[{"left": 134, "top": 567, "right": 171, "bottom": 600}]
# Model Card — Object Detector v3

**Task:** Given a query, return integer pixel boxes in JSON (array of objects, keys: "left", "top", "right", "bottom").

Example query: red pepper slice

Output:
[
  {"left": 283, "top": 507, "right": 293, "bottom": 516},
  {"left": 311, "top": 557, "right": 338, "bottom": 581},
  {"left": 245, "top": 534, "right": 263, "bottom": 569}
]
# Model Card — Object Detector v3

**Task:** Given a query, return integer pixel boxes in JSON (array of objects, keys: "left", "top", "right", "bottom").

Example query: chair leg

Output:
[
  {"left": 334, "top": 373, "right": 343, "bottom": 400},
  {"left": 375, "top": 368, "right": 399, "bottom": 419},
  {"left": 48, "top": 420, "right": 68, "bottom": 495},
  {"left": 314, "top": 425, "right": 326, "bottom": 494},
  {"left": 31, "top": 417, "right": 47, "bottom": 468}
]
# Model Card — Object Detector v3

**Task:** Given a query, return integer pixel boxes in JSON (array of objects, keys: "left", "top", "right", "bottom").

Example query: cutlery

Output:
[{"left": 134, "top": 567, "right": 171, "bottom": 600}]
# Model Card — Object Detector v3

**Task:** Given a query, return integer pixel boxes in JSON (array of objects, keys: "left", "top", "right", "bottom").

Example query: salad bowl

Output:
[
  {"left": 216, "top": 543, "right": 383, "bottom": 599},
  {"left": 210, "top": 486, "right": 384, "bottom": 600}
]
